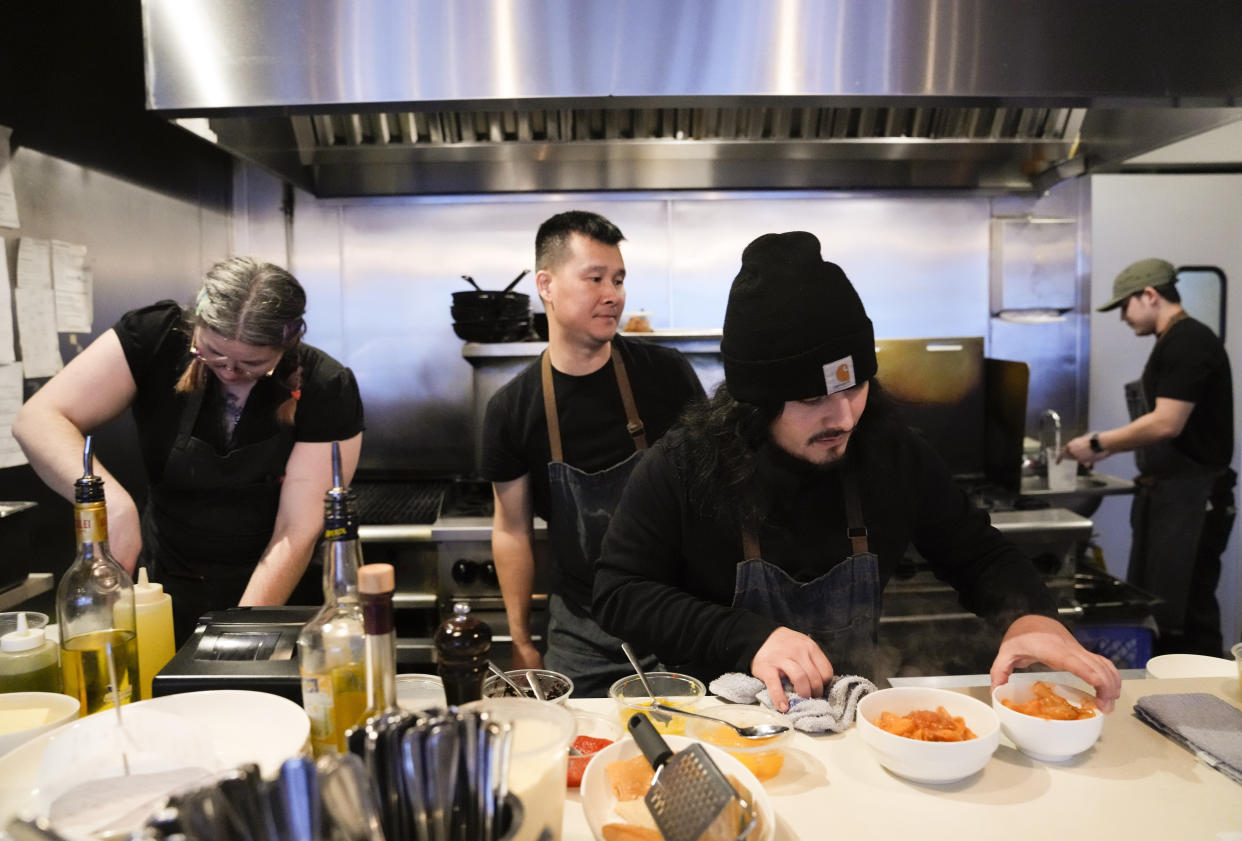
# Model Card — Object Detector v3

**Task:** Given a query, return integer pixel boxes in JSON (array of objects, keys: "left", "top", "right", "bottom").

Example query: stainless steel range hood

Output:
[{"left": 141, "top": 0, "right": 1242, "bottom": 196}]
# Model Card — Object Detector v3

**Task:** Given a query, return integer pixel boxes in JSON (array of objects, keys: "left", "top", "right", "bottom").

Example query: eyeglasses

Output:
[{"left": 190, "top": 342, "right": 281, "bottom": 380}]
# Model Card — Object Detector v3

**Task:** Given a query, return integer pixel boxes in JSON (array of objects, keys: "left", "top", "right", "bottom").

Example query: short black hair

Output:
[
  {"left": 1151, "top": 281, "right": 1181, "bottom": 304},
  {"left": 535, "top": 211, "right": 625, "bottom": 271}
]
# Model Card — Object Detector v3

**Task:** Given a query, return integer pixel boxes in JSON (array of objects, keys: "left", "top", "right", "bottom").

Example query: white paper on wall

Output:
[
  {"left": 52, "top": 240, "right": 91, "bottom": 333},
  {"left": 0, "top": 363, "right": 26, "bottom": 468},
  {"left": 0, "top": 125, "right": 18, "bottom": 230},
  {"left": 0, "top": 246, "right": 15, "bottom": 363},
  {"left": 14, "top": 285, "right": 62, "bottom": 378},
  {"left": 16, "top": 237, "right": 51, "bottom": 288}
]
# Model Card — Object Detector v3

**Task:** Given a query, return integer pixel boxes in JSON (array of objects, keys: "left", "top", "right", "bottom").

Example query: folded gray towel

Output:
[
  {"left": 709, "top": 672, "right": 877, "bottom": 733},
  {"left": 1134, "top": 693, "right": 1242, "bottom": 785}
]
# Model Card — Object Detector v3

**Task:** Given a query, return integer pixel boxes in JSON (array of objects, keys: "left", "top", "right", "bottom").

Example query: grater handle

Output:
[{"left": 627, "top": 713, "right": 673, "bottom": 770}]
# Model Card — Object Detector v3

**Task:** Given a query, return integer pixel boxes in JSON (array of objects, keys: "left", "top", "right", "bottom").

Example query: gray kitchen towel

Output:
[
  {"left": 709, "top": 672, "right": 877, "bottom": 733},
  {"left": 1133, "top": 693, "right": 1242, "bottom": 785}
]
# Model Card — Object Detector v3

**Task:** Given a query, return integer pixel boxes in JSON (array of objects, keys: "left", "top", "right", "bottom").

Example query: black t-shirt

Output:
[
  {"left": 1142, "top": 316, "right": 1233, "bottom": 469},
  {"left": 480, "top": 336, "right": 706, "bottom": 521},
  {"left": 594, "top": 422, "right": 1056, "bottom": 682},
  {"left": 114, "top": 301, "right": 365, "bottom": 486}
]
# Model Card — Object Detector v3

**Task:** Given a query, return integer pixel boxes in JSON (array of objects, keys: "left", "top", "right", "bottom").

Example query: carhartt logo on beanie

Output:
[{"left": 721, "top": 231, "right": 877, "bottom": 404}]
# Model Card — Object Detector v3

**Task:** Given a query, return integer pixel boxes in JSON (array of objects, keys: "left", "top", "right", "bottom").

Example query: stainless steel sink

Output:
[{"left": 1018, "top": 470, "right": 1135, "bottom": 515}]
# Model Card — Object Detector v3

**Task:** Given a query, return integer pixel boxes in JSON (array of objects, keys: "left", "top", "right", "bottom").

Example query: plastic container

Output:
[
  {"left": 608, "top": 671, "right": 706, "bottom": 736},
  {"left": 0, "top": 613, "right": 61, "bottom": 694},
  {"left": 1071, "top": 624, "right": 1153, "bottom": 670},
  {"left": 684, "top": 703, "right": 792, "bottom": 781},
  {"left": 1233, "top": 642, "right": 1242, "bottom": 695},
  {"left": 133, "top": 568, "right": 176, "bottom": 701},
  {"left": 566, "top": 709, "right": 623, "bottom": 788},
  {"left": 395, "top": 673, "right": 447, "bottom": 712}
]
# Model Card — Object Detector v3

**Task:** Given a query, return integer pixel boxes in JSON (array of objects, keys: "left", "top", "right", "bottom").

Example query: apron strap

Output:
[
  {"left": 741, "top": 460, "right": 871, "bottom": 559},
  {"left": 541, "top": 343, "right": 649, "bottom": 464},
  {"left": 540, "top": 351, "right": 565, "bottom": 463}
]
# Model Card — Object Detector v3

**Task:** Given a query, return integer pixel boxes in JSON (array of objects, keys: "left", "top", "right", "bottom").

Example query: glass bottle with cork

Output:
[
  {"left": 58, "top": 436, "right": 139, "bottom": 715},
  {"left": 435, "top": 601, "right": 491, "bottom": 705},
  {"left": 298, "top": 442, "right": 368, "bottom": 755},
  {"left": 358, "top": 562, "right": 399, "bottom": 718}
]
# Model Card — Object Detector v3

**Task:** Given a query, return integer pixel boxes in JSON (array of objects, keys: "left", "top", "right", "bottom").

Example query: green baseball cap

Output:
[{"left": 1097, "top": 258, "right": 1176, "bottom": 312}]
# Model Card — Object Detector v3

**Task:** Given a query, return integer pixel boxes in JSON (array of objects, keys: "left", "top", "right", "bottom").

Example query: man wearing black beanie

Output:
[{"left": 594, "top": 231, "right": 1120, "bottom": 712}]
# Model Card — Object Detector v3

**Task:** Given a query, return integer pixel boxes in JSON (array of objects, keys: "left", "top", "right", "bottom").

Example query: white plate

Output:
[
  {"left": 1145, "top": 654, "right": 1236, "bottom": 679},
  {"left": 580, "top": 735, "right": 774, "bottom": 841},
  {"left": 0, "top": 689, "right": 309, "bottom": 838}
]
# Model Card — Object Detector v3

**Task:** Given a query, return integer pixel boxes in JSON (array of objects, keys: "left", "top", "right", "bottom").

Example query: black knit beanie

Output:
[{"left": 721, "top": 231, "right": 877, "bottom": 404}]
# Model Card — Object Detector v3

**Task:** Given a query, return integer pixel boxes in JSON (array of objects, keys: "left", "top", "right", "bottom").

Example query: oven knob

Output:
[
  {"left": 482, "top": 561, "right": 498, "bottom": 586},
  {"left": 452, "top": 559, "right": 478, "bottom": 584}
]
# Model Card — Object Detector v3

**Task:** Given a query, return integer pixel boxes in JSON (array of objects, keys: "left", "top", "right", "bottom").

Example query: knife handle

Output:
[{"left": 627, "top": 713, "right": 673, "bottom": 771}]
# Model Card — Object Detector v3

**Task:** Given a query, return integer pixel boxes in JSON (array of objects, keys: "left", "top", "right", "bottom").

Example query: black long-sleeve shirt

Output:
[{"left": 593, "top": 423, "right": 1056, "bottom": 680}]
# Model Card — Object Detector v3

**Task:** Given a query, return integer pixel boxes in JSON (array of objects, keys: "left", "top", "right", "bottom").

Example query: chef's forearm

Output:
[
  {"left": 239, "top": 526, "right": 319, "bottom": 606},
  {"left": 492, "top": 528, "right": 538, "bottom": 643}
]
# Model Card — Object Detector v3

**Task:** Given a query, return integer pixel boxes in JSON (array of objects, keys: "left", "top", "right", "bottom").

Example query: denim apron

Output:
[
  {"left": 141, "top": 378, "right": 300, "bottom": 645},
  {"left": 1124, "top": 355, "right": 1232, "bottom": 653},
  {"left": 732, "top": 465, "right": 883, "bottom": 680},
  {"left": 539, "top": 346, "right": 660, "bottom": 696}
]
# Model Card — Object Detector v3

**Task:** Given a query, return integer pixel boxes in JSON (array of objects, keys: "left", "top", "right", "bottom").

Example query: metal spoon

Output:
[
  {"left": 649, "top": 702, "right": 790, "bottom": 739},
  {"left": 620, "top": 642, "right": 671, "bottom": 724},
  {"left": 487, "top": 662, "right": 527, "bottom": 698},
  {"left": 524, "top": 670, "right": 547, "bottom": 701},
  {"left": 461, "top": 274, "right": 482, "bottom": 291},
  {"left": 501, "top": 269, "right": 529, "bottom": 293}
]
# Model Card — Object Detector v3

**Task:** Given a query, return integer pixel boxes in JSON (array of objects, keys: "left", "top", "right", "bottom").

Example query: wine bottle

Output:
[
  {"left": 298, "top": 442, "right": 368, "bottom": 756},
  {"left": 58, "top": 436, "right": 139, "bottom": 716},
  {"left": 358, "top": 562, "right": 398, "bottom": 718}
]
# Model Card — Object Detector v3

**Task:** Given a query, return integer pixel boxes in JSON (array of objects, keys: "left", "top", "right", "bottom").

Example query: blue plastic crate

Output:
[{"left": 1072, "top": 624, "right": 1154, "bottom": 670}]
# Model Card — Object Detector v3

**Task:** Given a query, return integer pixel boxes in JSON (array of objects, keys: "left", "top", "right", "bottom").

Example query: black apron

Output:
[
  {"left": 1124, "top": 374, "right": 1227, "bottom": 649},
  {"left": 732, "top": 465, "right": 882, "bottom": 680},
  {"left": 539, "top": 346, "right": 659, "bottom": 696},
  {"left": 142, "top": 379, "right": 301, "bottom": 644}
]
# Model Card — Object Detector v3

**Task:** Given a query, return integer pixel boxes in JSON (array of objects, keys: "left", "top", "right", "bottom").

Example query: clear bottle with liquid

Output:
[
  {"left": 0, "top": 613, "right": 62, "bottom": 693},
  {"left": 358, "top": 563, "right": 398, "bottom": 718},
  {"left": 133, "top": 567, "right": 175, "bottom": 700},
  {"left": 297, "top": 442, "right": 367, "bottom": 755},
  {"left": 58, "top": 436, "right": 139, "bottom": 715}
]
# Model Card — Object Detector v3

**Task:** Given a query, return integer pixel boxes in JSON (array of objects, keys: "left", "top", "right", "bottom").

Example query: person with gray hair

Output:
[
  {"left": 14, "top": 256, "right": 365, "bottom": 644},
  {"left": 1063, "top": 258, "right": 1235, "bottom": 658}
]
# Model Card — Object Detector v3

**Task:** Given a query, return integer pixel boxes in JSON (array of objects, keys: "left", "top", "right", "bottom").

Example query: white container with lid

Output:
[{"left": 0, "top": 612, "right": 62, "bottom": 694}]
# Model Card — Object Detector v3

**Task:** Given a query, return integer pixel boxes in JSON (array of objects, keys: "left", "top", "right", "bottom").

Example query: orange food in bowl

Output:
[
  {"left": 1000, "top": 680, "right": 1096, "bottom": 720},
  {"left": 697, "top": 723, "right": 785, "bottom": 781},
  {"left": 874, "top": 706, "right": 977, "bottom": 741}
]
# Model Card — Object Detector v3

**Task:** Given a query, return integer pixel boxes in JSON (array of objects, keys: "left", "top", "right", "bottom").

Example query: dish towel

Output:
[
  {"left": 1133, "top": 693, "right": 1242, "bottom": 785},
  {"left": 709, "top": 672, "right": 877, "bottom": 733}
]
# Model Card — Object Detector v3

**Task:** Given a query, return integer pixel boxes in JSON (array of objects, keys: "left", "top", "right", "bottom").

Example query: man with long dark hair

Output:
[{"left": 594, "top": 231, "right": 1121, "bottom": 711}]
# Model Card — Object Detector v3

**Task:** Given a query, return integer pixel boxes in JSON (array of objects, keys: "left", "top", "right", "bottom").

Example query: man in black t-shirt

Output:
[
  {"left": 1065, "top": 258, "right": 1235, "bottom": 657},
  {"left": 480, "top": 211, "right": 704, "bottom": 695}
]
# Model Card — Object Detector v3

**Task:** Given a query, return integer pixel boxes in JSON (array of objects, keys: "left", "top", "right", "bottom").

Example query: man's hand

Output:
[
  {"left": 750, "top": 626, "right": 834, "bottom": 712},
  {"left": 989, "top": 614, "right": 1122, "bottom": 713},
  {"left": 1062, "top": 435, "right": 1106, "bottom": 468},
  {"left": 511, "top": 638, "right": 544, "bottom": 671}
]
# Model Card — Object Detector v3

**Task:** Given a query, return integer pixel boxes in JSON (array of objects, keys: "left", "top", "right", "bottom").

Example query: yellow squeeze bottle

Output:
[{"left": 133, "top": 567, "right": 175, "bottom": 700}]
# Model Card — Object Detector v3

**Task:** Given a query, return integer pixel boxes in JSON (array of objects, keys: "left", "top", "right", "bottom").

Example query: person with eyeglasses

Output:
[{"left": 14, "top": 256, "right": 365, "bottom": 644}]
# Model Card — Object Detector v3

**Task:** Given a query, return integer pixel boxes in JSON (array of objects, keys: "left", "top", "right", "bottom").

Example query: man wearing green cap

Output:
[
  {"left": 1063, "top": 258, "right": 1235, "bottom": 658},
  {"left": 594, "top": 231, "right": 1121, "bottom": 713}
]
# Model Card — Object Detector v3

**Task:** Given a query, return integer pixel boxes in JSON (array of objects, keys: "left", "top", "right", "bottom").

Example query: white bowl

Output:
[
  {"left": 855, "top": 686, "right": 1000, "bottom": 784},
  {"left": 1145, "top": 653, "right": 1237, "bottom": 679},
  {"left": 991, "top": 680, "right": 1104, "bottom": 762},
  {"left": 0, "top": 689, "right": 309, "bottom": 839},
  {"left": 0, "top": 692, "right": 80, "bottom": 756},
  {"left": 580, "top": 734, "right": 774, "bottom": 841}
]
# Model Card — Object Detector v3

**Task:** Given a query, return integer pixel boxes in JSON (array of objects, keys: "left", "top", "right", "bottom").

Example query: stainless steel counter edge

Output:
[{"left": 359, "top": 517, "right": 549, "bottom": 543}]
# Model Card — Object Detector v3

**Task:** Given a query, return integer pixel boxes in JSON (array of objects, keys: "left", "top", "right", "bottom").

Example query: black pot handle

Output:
[{"left": 627, "top": 713, "right": 673, "bottom": 771}]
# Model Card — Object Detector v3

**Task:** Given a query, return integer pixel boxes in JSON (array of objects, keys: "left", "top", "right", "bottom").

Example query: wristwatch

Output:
[{"left": 1088, "top": 432, "right": 1103, "bottom": 453}]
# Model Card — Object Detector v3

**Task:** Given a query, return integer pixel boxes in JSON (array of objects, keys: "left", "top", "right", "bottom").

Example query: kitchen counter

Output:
[{"left": 562, "top": 674, "right": 1242, "bottom": 840}]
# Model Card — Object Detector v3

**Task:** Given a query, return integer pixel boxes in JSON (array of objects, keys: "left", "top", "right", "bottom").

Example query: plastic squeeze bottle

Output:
[
  {"left": 133, "top": 567, "right": 175, "bottom": 700},
  {"left": 0, "top": 613, "right": 62, "bottom": 694}
]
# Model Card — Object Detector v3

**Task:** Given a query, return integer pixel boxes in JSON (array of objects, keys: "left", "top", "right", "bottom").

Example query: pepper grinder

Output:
[{"left": 434, "top": 601, "right": 492, "bottom": 705}]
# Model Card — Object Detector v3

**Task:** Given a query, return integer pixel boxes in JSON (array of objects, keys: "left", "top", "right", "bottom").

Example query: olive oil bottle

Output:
[
  {"left": 58, "top": 436, "right": 139, "bottom": 715},
  {"left": 298, "top": 442, "right": 367, "bottom": 755}
]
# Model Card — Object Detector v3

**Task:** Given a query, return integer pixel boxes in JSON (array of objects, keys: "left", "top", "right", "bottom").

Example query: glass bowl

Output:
[
  {"left": 684, "top": 703, "right": 792, "bottom": 781},
  {"left": 566, "top": 709, "right": 624, "bottom": 788},
  {"left": 483, "top": 668, "right": 573, "bottom": 704},
  {"left": 608, "top": 671, "right": 706, "bottom": 736}
]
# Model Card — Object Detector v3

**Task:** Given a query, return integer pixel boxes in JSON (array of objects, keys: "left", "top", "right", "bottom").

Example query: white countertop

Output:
[{"left": 563, "top": 674, "right": 1242, "bottom": 840}]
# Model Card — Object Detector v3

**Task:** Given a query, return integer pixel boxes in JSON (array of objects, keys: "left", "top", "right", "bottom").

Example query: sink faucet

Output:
[{"left": 1039, "top": 409, "right": 1062, "bottom": 466}]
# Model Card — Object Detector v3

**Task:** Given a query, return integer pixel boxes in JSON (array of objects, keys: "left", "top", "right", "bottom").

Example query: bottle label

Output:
[
  {"left": 74, "top": 502, "right": 108, "bottom": 545},
  {"left": 302, "top": 673, "right": 335, "bottom": 742}
]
